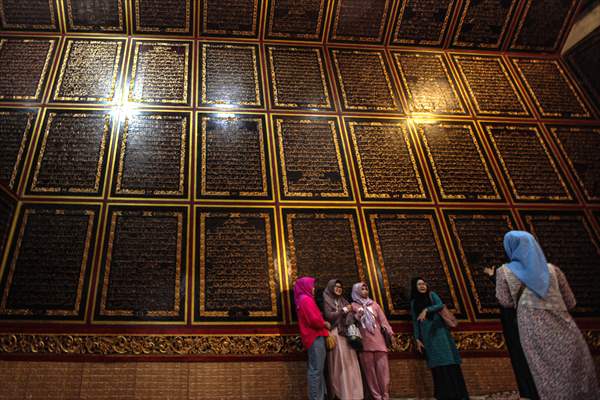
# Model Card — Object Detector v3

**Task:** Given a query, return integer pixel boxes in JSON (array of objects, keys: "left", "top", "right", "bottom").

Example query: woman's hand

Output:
[
  {"left": 356, "top": 307, "right": 364, "bottom": 316},
  {"left": 342, "top": 306, "right": 349, "bottom": 314},
  {"left": 417, "top": 309, "right": 427, "bottom": 321},
  {"left": 415, "top": 339, "right": 425, "bottom": 353},
  {"left": 324, "top": 321, "right": 331, "bottom": 330},
  {"left": 483, "top": 266, "right": 496, "bottom": 277}
]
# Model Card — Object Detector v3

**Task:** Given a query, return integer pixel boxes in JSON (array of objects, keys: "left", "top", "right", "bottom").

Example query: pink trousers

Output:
[{"left": 359, "top": 351, "right": 390, "bottom": 400}]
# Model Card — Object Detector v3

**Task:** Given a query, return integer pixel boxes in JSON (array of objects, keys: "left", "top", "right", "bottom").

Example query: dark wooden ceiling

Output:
[{"left": 0, "top": 0, "right": 582, "bottom": 52}]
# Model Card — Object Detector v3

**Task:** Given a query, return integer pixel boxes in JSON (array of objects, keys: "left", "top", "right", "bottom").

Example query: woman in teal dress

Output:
[{"left": 410, "top": 277, "right": 468, "bottom": 400}]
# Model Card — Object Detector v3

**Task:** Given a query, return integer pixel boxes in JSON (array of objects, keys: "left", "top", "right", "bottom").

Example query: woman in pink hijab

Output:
[
  {"left": 351, "top": 282, "right": 394, "bottom": 400},
  {"left": 294, "top": 277, "right": 330, "bottom": 400}
]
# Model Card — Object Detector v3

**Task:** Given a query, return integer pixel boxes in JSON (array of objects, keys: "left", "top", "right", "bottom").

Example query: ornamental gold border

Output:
[
  {"left": 365, "top": 210, "right": 462, "bottom": 317},
  {"left": 0, "top": 109, "right": 38, "bottom": 191},
  {"left": 127, "top": 40, "right": 192, "bottom": 105},
  {"left": 266, "top": 45, "right": 332, "bottom": 109},
  {"left": 520, "top": 210, "right": 600, "bottom": 314},
  {"left": 192, "top": 204, "right": 285, "bottom": 325},
  {"left": 510, "top": 58, "right": 592, "bottom": 119},
  {"left": 0, "top": 206, "right": 97, "bottom": 318},
  {"left": 197, "top": 209, "right": 278, "bottom": 318},
  {"left": 329, "top": 0, "right": 391, "bottom": 44},
  {"left": 445, "top": 210, "right": 517, "bottom": 317},
  {"left": 29, "top": 110, "right": 112, "bottom": 195},
  {"left": 200, "top": 42, "right": 263, "bottom": 107},
  {"left": 97, "top": 208, "right": 185, "bottom": 319},
  {"left": 450, "top": 54, "right": 530, "bottom": 117},
  {"left": 201, "top": 0, "right": 260, "bottom": 37},
  {"left": 391, "top": 51, "right": 466, "bottom": 116},
  {"left": 345, "top": 118, "right": 427, "bottom": 201},
  {"left": 482, "top": 123, "right": 573, "bottom": 202},
  {"left": 9, "top": 330, "right": 598, "bottom": 355},
  {"left": 65, "top": 0, "right": 124, "bottom": 33},
  {"left": 198, "top": 114, "right": 269, "bottom": 198},
  {"left": 0, "top": 37, "right": 58, "bottom": 102},
  {"left": 414, "top": 120, "right": 501, "bottom": 201},
  {"left": 52, "top": 38, "right": 125, "bottom": 103},
  {"left": 330, "top": 48, "right": 401, "bottom": 112},
  {"left": 509, "top": 0, "right": 576, "bottom": 52},
  {"left": 273, "top": 115, "right": 350, "bottom": 199},
  {"left": 0, "top": 190, "right": 17, "bottom": 271},
  {"left": 390, "top": 0, "right": 456, "bottom": 46},
  {"left": 283, "top": 209, "right": 367, "bottom": 285},
  {"left": 0, "top": 0, "right": 58, "bottom": 31},
  {"left": 547, "top": 125, "right": 600, "bottom": 202},
  {"left": 451, "top": 0, "right": 518, "bottom": 49},
  {"left": 0, "top": 333, "right": 304, "bottom": 356},
  {"left": 133, "top": 0, "right": 192, "bottom": 34},
  {"left": 114, "top": 112, "right": 189, "bottom": 197},
  {"left": 266, "top": 0, "right": 326, "bottom": 40}
]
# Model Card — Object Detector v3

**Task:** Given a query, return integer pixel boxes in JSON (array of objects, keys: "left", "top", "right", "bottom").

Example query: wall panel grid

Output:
[{"left": 0, "top": 0, "right": 599, "bottom": 360}]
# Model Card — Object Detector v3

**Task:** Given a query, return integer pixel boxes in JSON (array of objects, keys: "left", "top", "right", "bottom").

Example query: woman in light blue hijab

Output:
[
  {"left": 495, "top": 231, "right": 599, "bottom": 399},
  {"left": 503, "top": 230, "right": 549, "bottom": 298}
]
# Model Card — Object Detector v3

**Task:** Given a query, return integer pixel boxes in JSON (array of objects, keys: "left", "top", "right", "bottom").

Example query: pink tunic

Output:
[
  {"left": 351, "top": 301, "right": 393, "bottom": 400},
  {"left": 351, "top": 301, "right": 393, "bottom": 352}
]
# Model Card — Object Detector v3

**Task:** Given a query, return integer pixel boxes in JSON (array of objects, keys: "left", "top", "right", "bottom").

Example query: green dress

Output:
[{"left": 411, "top": 292, "right": 461, "bottom": 369}]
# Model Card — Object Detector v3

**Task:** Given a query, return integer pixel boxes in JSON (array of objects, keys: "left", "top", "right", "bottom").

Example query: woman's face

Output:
[
  {"left": 417, "top": 279, "right": 428, "bottom": 294},
  {"left": 334, "top": 282, "right": 343, "bottom": 296},
  {"left": 360, "top": 284, "right": 369, "bottom": 298}
]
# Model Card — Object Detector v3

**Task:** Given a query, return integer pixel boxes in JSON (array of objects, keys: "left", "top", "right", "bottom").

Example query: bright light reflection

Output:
[
  {"left": 410, "top": 117, "right": 438, "bottom": 125},
  {"left": 216, "top": 113, "right": 235, "bottom": 118},
  {"left": 111, "top": 103, "right": 139, "bottom": 119}
]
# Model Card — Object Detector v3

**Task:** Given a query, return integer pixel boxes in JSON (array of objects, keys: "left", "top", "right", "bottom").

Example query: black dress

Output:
[
  {"left": 431, "top": 364, "right": 469, "bottom": 400},
  {"left": 491, "top": 275, "right": 539, "bottom": 400}
]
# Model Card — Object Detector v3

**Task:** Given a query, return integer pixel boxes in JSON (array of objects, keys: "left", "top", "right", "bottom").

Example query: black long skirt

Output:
[
  {"left": 500, "top": 306, "right": 539, "bottom": 400},
  {"left": 431, "top": 364, "right": 469, "bottom": 400}
]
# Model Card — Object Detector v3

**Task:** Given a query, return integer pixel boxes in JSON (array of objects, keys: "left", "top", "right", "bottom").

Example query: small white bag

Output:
[{"left": 346, "top": 323, "right": 362, "bottom": 339}]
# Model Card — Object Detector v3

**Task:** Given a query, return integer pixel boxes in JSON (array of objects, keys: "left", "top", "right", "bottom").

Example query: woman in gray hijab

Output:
[{"left": 323, "top": 279, "right": 363, "bottom": 400}]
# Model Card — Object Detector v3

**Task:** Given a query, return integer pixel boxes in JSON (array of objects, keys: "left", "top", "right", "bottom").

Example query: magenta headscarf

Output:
[
  {"left": 294, "top": 277, "right": 316, "bottom": 309},
  {"left": 351, "top": 282, "right": 376, "bottom": 334}
]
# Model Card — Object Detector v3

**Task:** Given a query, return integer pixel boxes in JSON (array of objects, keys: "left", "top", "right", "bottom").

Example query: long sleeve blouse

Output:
[{"left": 297, "top": 296, "right": 329, "bottom": 349}]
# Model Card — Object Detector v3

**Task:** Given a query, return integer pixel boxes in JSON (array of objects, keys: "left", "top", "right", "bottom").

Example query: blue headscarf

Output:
[{"left": 504, "top": 231, "right": 549, "bottom": 298}]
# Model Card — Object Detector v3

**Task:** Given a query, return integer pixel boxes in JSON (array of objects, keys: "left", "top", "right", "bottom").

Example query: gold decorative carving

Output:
[
  {"left": 0, "top": 38, "right": 57, "bottom": 101},
  {"left": 452, "top": 55, "right": 528, "bottom": 116},
  {"left": 7, "top": 331, "right": 593, "bottom": 356},
  {"left": 30, "top": 111, "right": 111, "bottom": 194},
  {"left": 453, "top": 331, "right": 505, "bottom": 351},
  {"left": 128, "top": 41, "right": 191, "bottom": 105},
  {"left": 135, "top": 0, "right": 191, "bottom": 33},
  {"left": 65, "top": 0, "right": 124, "bottom": 32},
  {"left": 484, "top": 123, "right": 572, "bottom": 202},
  {"left": 511, "top": 58, "right": 591, "bottom": 119},
  {"left": 0, "top": 334, "right": 303, "bottom": 356},
  {"left": 347, "top": 119, "right": 427, "bottom": 200},
  {"left": 0, "top": 208, "right": 96, "bottom": 317},
  {"left": 200, "top": 43, "right": 262, "bottom": 107},
  {"left": 199, "top": 115, "right": 268, "bottom": 198},
  {"left": 53, "top": 39, "right": 124, "bottom": 103},
  {"left": 99, "top": 210, "right": 185, "bottom": 318}
]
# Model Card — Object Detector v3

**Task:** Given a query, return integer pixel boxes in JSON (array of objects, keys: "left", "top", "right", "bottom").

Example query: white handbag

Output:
[{"left": 346, "top": 323, "right": 362, "bottom": 339}]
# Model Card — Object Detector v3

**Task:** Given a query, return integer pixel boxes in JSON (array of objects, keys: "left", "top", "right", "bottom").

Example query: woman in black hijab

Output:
[{"left": 410, "top": 277, "right": 468, "bottom": 400}]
